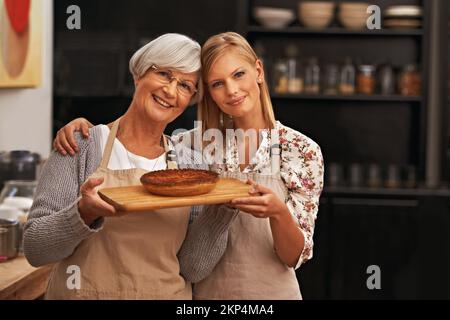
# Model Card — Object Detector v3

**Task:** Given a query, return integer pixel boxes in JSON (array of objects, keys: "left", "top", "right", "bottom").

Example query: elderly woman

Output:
[{"left": 24, "top": 33, "right": 212, "bottom": 299}]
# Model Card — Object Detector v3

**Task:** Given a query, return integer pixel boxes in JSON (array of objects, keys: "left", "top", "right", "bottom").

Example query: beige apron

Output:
[
  {"left": 45, "top": 119, "right": 192, "bottom": 300},
  {"left": 194, "top": 140, "right": 302, "bottom": 300}
]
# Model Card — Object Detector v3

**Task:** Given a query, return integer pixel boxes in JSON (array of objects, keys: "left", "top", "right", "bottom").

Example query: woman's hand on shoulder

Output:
[
  {"left": 53, "top": 118, "right": 94, "bottom": 156},
  {"left": 229, "top": 179, "right": 290, "bottom": 220},
  {"left": 78, "top": 177, "right": 118, "bottom": 226}
]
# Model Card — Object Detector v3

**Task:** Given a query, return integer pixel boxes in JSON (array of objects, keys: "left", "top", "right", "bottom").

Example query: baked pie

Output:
[{"left": 140, "top": 169, "right": 219, "bottom": 196}]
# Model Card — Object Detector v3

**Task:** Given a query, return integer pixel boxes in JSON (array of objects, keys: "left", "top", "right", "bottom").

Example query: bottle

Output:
[
  {"left": 339, "top": 57, "right": 356, "bottom": 95},
  {"left": 357, "top": 64, "right": 376, "bottom": 95},
  {"left": 285, "top": 44, "right": 303, "bottom": 94},
  {"left": 378, "top": 63, "right": 395, "bottom": 95},
  {"left": 304, "top": 57, "right": 320, "bottom": 94},
  {"left": 323, "top": 64, "right": 340, "bottom": 95}
]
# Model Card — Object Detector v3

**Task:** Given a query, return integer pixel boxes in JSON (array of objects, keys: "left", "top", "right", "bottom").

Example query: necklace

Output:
[
  {"left": 126, "top": 148, "right": 165, "bottom": 171},
  {"left": 125, "top": 136, "right": 165, "bottom": 171}
]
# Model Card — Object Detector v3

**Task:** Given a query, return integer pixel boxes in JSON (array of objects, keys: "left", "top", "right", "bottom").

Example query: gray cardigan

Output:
[{"left": 23, "top": 125, "right": 237, "bottom": 283}]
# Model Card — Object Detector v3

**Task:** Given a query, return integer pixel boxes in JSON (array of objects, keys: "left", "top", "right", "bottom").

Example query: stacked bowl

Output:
[
  {"left": 253, "top": 7, "right": 296, "bottom": 28},
  {"left": 338, "top": 2, "right": 370, "bottom": 30},
  {"left": 383, "top": 5, "right": 422, "bottom": 29},
  {"left": 298, "top": 1, "right": 335, "bottom": 30}
]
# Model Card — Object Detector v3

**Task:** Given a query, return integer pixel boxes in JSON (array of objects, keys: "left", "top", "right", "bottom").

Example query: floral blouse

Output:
[{"left": 172, "top": 121, "right": 324, "bottom": 268}]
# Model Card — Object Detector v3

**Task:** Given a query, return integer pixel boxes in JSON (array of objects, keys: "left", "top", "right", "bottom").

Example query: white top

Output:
[{"left": 99, "top": 125, "right": 167, "bottom": 171}]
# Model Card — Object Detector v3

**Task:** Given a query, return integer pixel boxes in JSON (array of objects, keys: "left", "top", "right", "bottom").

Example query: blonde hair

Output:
[{"left": 198, "top": 32, "right": 276, "bottom": 133}]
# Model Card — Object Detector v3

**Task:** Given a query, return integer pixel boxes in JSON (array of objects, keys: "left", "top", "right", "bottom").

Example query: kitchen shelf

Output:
[
  {"left": 247, "top": 26, "right": 424, "bottom": 36},
  {"left": 323, "top": 186, "right": 450, "bottom": 197},
  {"left": 55, "top": 94, "right": 132, "bottom": 99},
  {"left": 270, "top": 93, "right": 422, "bottom": 102}
]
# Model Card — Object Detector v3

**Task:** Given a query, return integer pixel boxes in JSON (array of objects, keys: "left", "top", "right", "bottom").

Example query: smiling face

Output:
[
  {"left": 133, "top": 68, "right": 198, "bottom": 124},
  {"left": 206, "top": 49, "right": 264, "bottom": 119}
]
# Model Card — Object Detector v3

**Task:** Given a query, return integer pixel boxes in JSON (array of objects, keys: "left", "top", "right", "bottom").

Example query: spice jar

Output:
[
  {"left": 339, "top": 57, "right": 356, "bottom": 95},
  {"left": 273, "top": 59, "right": 289, "bottom": 94},
  {"left": 304, "top": 57, "right": 320, "bottom": 94},
  {"left": 398, "top": 64, "right": 421, "bottom": 96},
  {"left": 357, "top": 64, "right": 376, "bottom": 95}
]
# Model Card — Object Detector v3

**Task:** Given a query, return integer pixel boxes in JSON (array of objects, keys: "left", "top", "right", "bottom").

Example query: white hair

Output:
[
  {"left": 129, "top": 33, "right": 201, "bottom": 78},
  {"left": 129, "top": 33, "right": 202, "bottom": 103}
]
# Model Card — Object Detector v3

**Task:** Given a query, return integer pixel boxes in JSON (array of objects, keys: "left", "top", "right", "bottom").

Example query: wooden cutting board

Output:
[{"left": 98, "top": 178, "right": 251, "bottom": 212}]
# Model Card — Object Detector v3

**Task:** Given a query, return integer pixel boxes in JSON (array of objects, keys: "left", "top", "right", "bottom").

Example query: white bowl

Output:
[
  {"left": 3, "top": 196, "right": 33, "bottom": 210},
  {"left": 0, "top": 204, "right": 21, "bottom": 221},
  {"left": 254, "top": 7, "right": 295, "bottom": 28}
]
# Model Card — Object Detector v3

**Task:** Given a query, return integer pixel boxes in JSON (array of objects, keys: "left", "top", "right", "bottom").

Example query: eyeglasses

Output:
[{"left": 149, "top": 65, "right": 197, "bottom": 97}]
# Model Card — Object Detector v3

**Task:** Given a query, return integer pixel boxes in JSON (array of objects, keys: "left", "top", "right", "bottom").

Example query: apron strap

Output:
[
  {"left": 100, "top": 118, "right": 178, "bottom": 170},
  {"left": 100, "top": 118, "right": 121, "bottom": 169},
  {"left": 163, "top": 136, "right": 178, "bottom": 169},
  {"left": 270, "top": 128, "right": 281, "bottom": 176}
]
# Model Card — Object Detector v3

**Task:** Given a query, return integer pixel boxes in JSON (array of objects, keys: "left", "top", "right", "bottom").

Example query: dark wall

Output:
[{"left": 53, "top": 0, "right": 239, "bottom": 134}]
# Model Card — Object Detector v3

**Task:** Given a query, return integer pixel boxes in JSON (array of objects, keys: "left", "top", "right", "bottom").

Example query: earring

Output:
[{"left": 257, "top": 78, "right": 262, "bottom": 84}]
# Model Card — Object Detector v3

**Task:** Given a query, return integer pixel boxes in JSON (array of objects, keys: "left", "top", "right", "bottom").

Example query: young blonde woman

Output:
[{"left": 53, "top": 32, "right": 324, "bottom": 300}]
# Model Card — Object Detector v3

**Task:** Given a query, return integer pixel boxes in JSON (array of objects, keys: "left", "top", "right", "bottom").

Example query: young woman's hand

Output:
[
  {"left": 230, "top": 179, "right": 291, "bottom": 220},
  {"left": 53, "top": 118, "right": 94, "bottom": 156},
  {"left": 78, "top": 177, "right": 118, "bottom": 226}
]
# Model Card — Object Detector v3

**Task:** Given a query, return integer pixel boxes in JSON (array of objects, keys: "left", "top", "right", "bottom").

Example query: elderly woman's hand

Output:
[
  {"left": 78, "top": 177, "right": 118, "bottom": 226},
  {"left": 53, "top": 118, "right": 94, "bottom": 156},
  {"left": 229, "top": 179, "right": 291, "bottom": 220}
]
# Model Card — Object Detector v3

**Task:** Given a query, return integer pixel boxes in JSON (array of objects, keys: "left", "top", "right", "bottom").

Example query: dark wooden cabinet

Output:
[
  {"left": 298, "top": 191, "right": 450, "bottom": 299},
  {"left": 326, "top": 197, "right": 420, "bottom": 299}
]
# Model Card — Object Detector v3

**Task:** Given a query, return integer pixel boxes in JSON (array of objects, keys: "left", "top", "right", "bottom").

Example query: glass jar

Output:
[
  {"left": 285, "top": 45, "right": 303, "bottom": 94},
  {"left": 357, "top": 64, "right": 376, "bottom": 95},
  {"left": 323, "top": 64, "right": 340, "bottom": 95},
  {"left": 272, "top": 59, "right": 289, "bottom": 94},
  {"left": 398, "top": 64, "right": 421, "bottom": 96},
  {"left": 304, "top": 57, "right": 320, "bottom": 94},
  {"left": 339, "top": 57, "right": 356, "bottom": 95},
  {"left": 287, "top": 58, "right": 304, "bottom": 94},
  {"left": 0, "top": 180, "right": 37, "bottom": 253},
  {"left": 0, "top": 180, "right": 37, "bottom": 211}
]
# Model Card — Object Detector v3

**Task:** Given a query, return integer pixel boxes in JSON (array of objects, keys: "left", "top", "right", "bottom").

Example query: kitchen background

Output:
[{"left": 1, "top": 0, "right": 450, "bottom": 299}]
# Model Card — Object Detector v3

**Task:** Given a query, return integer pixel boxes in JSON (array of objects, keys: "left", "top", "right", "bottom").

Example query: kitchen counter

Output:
[{"left": 0, "top": 254, "right": 53, "bottom": 300}]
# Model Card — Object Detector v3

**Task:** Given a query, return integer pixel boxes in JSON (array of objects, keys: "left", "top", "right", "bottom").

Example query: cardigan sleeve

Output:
[{"left": 23, "top": 130, "right": 103, "bottom": 267}]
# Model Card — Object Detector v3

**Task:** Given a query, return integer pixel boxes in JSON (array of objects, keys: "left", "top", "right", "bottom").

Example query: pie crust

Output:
[{"left": 140, "top": 169, "right": 219, "bottom": 196}]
